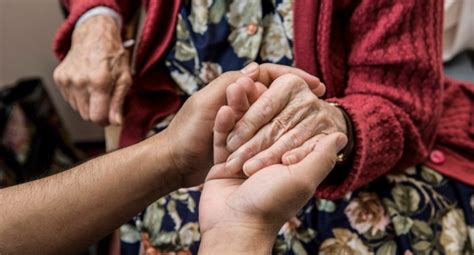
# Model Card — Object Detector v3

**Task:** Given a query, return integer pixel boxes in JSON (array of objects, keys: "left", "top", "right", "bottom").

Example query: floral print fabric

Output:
[
  {"left": 120, "top": 0, "right": 474, "bottom": 254},
  {"left": 165, "top": 0, "right": 294, "bottom": 96},
  {"left": 122, "top": 165, "right": 474, "bottom": 254}
]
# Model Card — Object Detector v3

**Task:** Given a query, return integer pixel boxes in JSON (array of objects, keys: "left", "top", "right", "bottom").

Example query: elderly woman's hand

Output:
[
  {"left": 199, "top": 102, "right": 347, "bottom": 253},
  {"left": 53, "top": 15, "right": 132, "bottom": 125},
  {"left": 161, "top": 63, "right": 325, "bottom": 187},
  {"left": 224, "top": 73, "right": 348, "bottom": 176}
]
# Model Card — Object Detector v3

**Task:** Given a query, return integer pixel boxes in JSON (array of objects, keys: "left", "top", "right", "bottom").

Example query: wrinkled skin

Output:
[
  {"left": 198, "top": 78, "right": 347, "bottom": 249},
  {"left": 223, "top": 73, "right": 348, "bottom": 176},
  {"left": 160, "top": 63, "right": 326, "bottom": 188},
  {"left": 54, "top": 15, "right": 132, "bottom": 125}
]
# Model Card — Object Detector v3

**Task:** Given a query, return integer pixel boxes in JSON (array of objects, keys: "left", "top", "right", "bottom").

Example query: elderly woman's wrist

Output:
[
  {"left": 328, "top": 102, "right": 355, "bottom": 162},
  {"left": 72, "top": 15, "right": 121, "bottom": 45}
]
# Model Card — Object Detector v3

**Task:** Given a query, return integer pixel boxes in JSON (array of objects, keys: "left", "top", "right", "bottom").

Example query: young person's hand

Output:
[
  {"left": 198, "top": 100, "right": 347, "bottom": 253},
  {"left": 161, "top": 63, "right": 325, "bottom": 188}
]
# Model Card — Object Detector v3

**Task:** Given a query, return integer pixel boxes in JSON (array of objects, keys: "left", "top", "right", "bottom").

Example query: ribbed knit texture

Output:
[
  {"left": 54, "top": 0, "right": 473, "bottom": 199},
  {"left": 294, "top": 0, "right": 454, "bottom": 199},
  {"left": 425, "top": 78, "right": 474, "bottom": 181}
]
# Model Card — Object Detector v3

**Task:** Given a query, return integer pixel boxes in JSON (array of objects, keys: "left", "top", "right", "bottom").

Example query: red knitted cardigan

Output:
[{"left": 54, "top": 0, "right": 474, "bottom": 199}]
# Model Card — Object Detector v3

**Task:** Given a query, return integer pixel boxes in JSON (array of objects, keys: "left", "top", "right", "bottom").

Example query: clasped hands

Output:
[
  {"left": 165, "top": 63, "right": 349, "bottom": 253},
  {"left": 57, "top": 41, "right": 349, "bottom": 249}
]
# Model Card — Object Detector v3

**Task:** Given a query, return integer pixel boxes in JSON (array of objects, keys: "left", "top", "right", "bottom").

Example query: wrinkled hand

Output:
[
  {"left": 161, "top": 63, "right": 325, "bottom": 188},
  {"left": 53, "top": 15, "right": 132, "bottom": 125},
  {"left": 224, "top": 73, "right": 348, "bottom": 176},
  {"left": 198, "top": 100, "right": 347, "bottom": 252}
]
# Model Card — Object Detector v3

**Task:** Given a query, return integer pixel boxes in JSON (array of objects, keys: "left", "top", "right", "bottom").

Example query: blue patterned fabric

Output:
[
  {"left": 164, "top": 0, "right": 294, "bottom": 97},
  {"left": 122, "top": 166, "right": 474, "bottom": 254},
  {"left": 120, "top": 1, "right": 474, "bottom": 254}
]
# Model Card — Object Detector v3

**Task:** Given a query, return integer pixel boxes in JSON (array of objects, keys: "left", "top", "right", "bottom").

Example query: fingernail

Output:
[
  {"left": 336, "top": 134, "right": 348, "bottom": 151},
  {"left": 241, "top": 62, "right": 258, "bottom": 75},
  {"left": 243, "top": 159, "right": 261, "bottom": 176}
]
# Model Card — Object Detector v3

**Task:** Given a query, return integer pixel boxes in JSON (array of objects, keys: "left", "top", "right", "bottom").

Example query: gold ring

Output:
[{"left": 336, "top": 153, "right": 345, "bottom": 162}]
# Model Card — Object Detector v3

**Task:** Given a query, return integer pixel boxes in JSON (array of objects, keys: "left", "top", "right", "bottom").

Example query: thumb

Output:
[{"left": 290, "top": 132, "right": 347, "bottom": 188}]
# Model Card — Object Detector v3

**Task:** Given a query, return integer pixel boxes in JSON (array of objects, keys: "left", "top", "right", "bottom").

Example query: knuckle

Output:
[
  {"left": 114, "top": 84, "right": 130, "bottom": 99},
  {"left": 264, "top": 149, "right": 279, "bottom": 163},
  {"left": 300, "top": 142, "right": 312, "bottom": 155},
  {"left": 302, "top": 93, "right": 318, "bottom": 106},
  {"left": 287, "top": 132, "right": 301, "bottom": 148},
  {"left": 256, "top": 96, "right": 273, "bottom": 119},
  {"left": 121, "top": 73, "right": 133, "bottom": 87},
  {"left": 115, "top": 77, "right": 132, "bottom": 94},
  {"left": 280, "top": 73, "right": 306, "bottom": 88},
  {"left": 226, "top": 82, "right": 241, "bottom": 99},
  {"left": 71, "top": 77, "right": 88, "bottom": 89},
  {"left": 240, "top": 145, "right": 256, "bottom": 159},
  {"left": 53, "top": 68, "right": 63, "bottom": 82},
  {"left": 89, "top": 71, "right": 113, "bottom": 88},
  {"left": 270, "top": 118, "right": 289, "bottom": 139},
  {"left": 317, "top": 110, "right": 331, "bottom": 121},
  {"left": 236, "top": 119, "right": 255, "bottom": 137},
  {"left": 315, "top": 121, "right": 330, "bottom": 132},
  {"left": 317, "top": 121, "right": 337, "bottom": 134},
  {"left": 53, "top": 69, "right": 69, "bottom": 87},
  {"left": 297, "top": 97, "right": 317, "bottom": 115}
]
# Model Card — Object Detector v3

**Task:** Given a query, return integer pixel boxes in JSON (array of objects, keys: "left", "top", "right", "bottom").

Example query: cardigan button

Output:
[
  {"left": 429, "top": 150, "right": 445, "bottom": 165},
  {"left": 246, "top": 23, "right": 258, "bottom": 35}
]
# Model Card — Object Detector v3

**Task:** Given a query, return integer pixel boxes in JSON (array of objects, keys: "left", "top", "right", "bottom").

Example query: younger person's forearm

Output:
[{"left": 0, "top": 132, "right": 178, "bottom": 254}]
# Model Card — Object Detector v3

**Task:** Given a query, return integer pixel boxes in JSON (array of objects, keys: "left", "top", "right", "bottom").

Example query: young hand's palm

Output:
[{"left": 199, "top": 162, "right": 316, "bottom": 235}]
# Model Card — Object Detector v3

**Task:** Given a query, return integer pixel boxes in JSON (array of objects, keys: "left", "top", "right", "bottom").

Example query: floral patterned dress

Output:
[{"left": 120, "top": 1, "right": 474, "bottom": 254}]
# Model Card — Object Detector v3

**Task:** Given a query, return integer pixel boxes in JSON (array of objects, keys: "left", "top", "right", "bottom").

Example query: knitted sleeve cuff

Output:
[
  {"left": 53, "top": 0, "right": 121, "bottom": 60},
  {"left": 315, "top": 95, "right": 406, "bottom": 199},
  {"left": 75, "top": 6, "right": 122, "bottom": 30}
]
